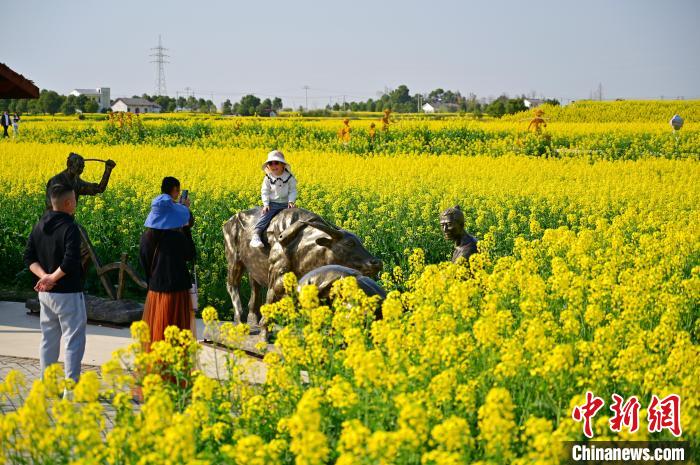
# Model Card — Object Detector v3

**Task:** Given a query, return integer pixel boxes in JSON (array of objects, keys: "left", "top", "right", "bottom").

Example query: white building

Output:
[
  {"left": 111, "top": 98, "right": 161, "bottom": 114},
  {"left": 524, "top": 98, "right": 544, "bottom": 108},
  {"left": 421, "top": 103, "right": 435, "bottom": 114},
  {"left": 70, "top": 87, "right": 111, "bottom": 111}
]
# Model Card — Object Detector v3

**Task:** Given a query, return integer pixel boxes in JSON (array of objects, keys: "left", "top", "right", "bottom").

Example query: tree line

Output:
[
  {"left": 325, "top": 85, "right": 559, "bottom": 116},
  {"left": 1, "top": 86, "right": 559, "bottom": 117}
]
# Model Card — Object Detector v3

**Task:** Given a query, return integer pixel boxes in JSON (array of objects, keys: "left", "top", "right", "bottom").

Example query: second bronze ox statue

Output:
[{"left": 223, "top": 207, "right": 383, "bottom": 326}]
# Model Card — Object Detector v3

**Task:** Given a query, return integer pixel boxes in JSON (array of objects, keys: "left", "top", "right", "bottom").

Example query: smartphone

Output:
[{"left": 180, "top": 189, "right": 189, "bottom": 204}]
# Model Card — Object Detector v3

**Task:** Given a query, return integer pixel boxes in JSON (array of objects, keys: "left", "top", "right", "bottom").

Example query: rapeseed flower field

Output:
[{"left": 0, "top": 101, "right": 697, "bottom": 463}]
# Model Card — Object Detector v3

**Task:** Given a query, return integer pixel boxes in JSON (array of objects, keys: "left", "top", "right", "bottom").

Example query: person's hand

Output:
[
  {"left": 182, "top": 198, "right": 191, "bottom": 208},
  {"left": 105, "top": 159, "right": 117, "bottom": 169},
  {"left": 288, "top": 202, "right": 296, "bottom": 209},
  {"left": 35, "top": 274, "right": 56, "bottom": 292},
  {"left": 34, "top": 281, "right": 55, "bottom": 292},
  {"left": 262, "top": 205, "right": 270, "bottom": 213}
]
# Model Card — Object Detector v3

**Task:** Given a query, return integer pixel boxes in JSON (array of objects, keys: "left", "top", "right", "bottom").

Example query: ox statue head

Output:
[{"left": 299, "top": 219, "right": 383, "bottom": 277}]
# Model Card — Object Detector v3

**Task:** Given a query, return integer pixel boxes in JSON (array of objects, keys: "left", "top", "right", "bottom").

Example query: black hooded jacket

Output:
[{"left": 23, "top": 211, "right": 83, "bottom": 293}]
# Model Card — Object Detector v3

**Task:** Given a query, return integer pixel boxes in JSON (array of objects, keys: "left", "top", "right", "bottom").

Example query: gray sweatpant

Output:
[{"left": 38, "top": 292, "right": 87, "bottom": 382}]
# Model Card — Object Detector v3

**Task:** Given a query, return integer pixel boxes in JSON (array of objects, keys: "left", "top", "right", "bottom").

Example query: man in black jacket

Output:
[
  {"left": 45, "top": 152, "right": 116, "bottom": 275},
  {"left": 24, "top": 184, "right": 87, "bottom": 385},
  {"left": 1, "top": 111, "right": 10, "bottom": 138}
]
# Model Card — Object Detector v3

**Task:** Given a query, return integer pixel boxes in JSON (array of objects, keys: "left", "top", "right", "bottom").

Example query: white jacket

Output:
[{"left": 261, "top": 170, "right": 297, "bottom": 206}]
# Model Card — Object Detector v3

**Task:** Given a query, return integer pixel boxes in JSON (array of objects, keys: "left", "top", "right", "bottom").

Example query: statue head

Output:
[
  {"left": 440, "top": 205, "right": 465, "bottom": 241},
  {"left": 534, "top": 108, "right": 545, "bottom": 117},
  {"left": 66, "top": 152, "right": 85, "bottom": 176}
]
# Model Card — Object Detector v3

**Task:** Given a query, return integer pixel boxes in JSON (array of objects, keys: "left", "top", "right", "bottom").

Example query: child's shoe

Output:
[{"left": 250, "top": 233, "right": 264, "bottom": 248}]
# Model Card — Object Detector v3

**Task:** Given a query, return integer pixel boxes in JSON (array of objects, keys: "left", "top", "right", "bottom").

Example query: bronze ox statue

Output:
[
  {"left": 298, "top": 265, "right": 386, "bottom": 319},
  {"left": 223, "top": 207, "right": 383, "bottom": 325},
  {"left": 298, "top": 264, "right": 386, "bottom": 300}
]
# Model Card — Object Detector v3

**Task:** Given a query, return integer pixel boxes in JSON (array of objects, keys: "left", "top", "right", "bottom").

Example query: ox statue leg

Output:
[
  {"left": 247, "top": 279, "right": 264, "bottom": 326},
  {"left": 257, "top": 274, "right": 286, "bottom": 342}
]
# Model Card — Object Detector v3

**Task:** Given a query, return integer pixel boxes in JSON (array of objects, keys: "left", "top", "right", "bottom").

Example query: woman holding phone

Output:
[{"left": 139, "top": 176, "right": 196, "bottom": 346}]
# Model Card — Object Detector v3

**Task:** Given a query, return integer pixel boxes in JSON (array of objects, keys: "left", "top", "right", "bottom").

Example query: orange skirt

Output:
[{"left": 142, "top": 289, "right": 192, "bottom": 346}]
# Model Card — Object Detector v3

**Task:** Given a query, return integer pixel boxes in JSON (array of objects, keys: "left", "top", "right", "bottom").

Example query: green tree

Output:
[
  {"left": 505, "top": 98, "right": 526, "bottom": 115},
  {"left": 222, "top": 99, "right": 233, "bottom": 115},
  {"left": 61, "top": 95, "right": 78, "bottom": 115},
  {"left": 239, "top": 95, "right": 261, "bottom": 116},
  {"left": 186, "top": 96, "right": 198, "bottom": 111},
  {"left": 27, "top": 98, "right": 42, "bottom": 114},
  {"left": 272, "top": 97, "right": 283, "bottom": 111},
  {"left": 486, "top": 95, "right": 508, "bottom": 117},
  {"left": 76, "top": 94, "right": 89, "bottom": 111},
  {"left": 39, "top": 90, "right": 64, "bottom": 115},
  {"left": 429, "top": 88, "right": 445, "bottom": 101},
  {"left": 15, "top": 99, "right": 29, "bottom": 114},
  {"left": 83, "top": 99, "right": 99, "bottom": 113},
  {"left": 390, "top": 85, "right": 411, "bottom": 105}
]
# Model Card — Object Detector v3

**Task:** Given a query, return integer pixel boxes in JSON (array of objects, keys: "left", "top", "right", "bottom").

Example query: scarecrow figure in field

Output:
[
  {"left": 440, "top": 206, "right": 478, "bottom": 264},
  {"left": 369, "top": 122, "right": 376, "bottom": 140},
  {"left": 527, "top": 108, "right": 547, "bottom": 134},
  {"left": 381, "top": 109, "right": 391, "bottom": 131},
  {"left": 338, "top": 118, "right": 351, "bottom": 144},
  {"left": 45, "top": 152, "right": 117, "bottom": 272}
]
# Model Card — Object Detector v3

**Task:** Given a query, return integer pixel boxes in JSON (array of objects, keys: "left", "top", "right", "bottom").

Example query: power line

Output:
[
  {"left": 149, "top": 35, "right": 169, "bottom": 96},
  {"left": 303, "top": 85, "right": 310, "bottom": 110}
]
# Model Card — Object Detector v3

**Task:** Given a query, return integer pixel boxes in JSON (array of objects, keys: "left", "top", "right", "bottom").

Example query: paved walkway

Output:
[
  {"left": 0, "top": 354, "right": 124, "bottom": 430},
  {"left": 0, "top": 300, "right": 268, "bottom": 394}
]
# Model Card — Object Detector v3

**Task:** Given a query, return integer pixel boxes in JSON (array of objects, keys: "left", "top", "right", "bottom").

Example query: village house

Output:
[{"left": 111, "top": 97, "right": 161, "bottom": 114}]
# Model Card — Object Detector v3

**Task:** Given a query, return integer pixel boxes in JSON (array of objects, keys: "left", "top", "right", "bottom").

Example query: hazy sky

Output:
[{"left": 4, "top": 0, "right": 699, "bottom": 107}]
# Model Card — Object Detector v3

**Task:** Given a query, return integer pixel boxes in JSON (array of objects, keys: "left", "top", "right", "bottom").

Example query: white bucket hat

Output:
[{"left": 262, "top": 150, "right": 291, "bottom": 171}]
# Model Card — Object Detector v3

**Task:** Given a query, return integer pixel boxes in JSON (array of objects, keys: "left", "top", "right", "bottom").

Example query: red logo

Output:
[
  {"left": 572, "top": 391, "right": 606, "bottom": 438},
  {"left": 648, "top": 394, "right": 682, "bottom": 437},
  {"left": 573, "top": 392, "right": 682, "bottom": 438},
  {"left": 609, "top": 394, "right": 641, "bottom": 433}
]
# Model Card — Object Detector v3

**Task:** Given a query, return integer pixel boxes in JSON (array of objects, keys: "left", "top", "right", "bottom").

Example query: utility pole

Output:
[
  {"left": 303, "top": 85, "right": 310, "bottom": 110},
  {"left": 150, "top": 35, "right": 169, "bottom": 96},
  {"left": 597, "top": 82, "right": 603, "bottom": 101}
]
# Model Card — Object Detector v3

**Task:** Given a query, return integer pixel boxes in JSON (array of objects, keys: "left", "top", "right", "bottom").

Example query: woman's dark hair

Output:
[{"left": 161, "top": 176, "right": 180, "bottom": 195}]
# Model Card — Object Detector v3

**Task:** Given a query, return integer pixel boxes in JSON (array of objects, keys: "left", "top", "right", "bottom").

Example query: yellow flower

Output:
[
  {"left": 130, "top": 320, "right": 150, "bottom": 345},
  {"left": 74, "top": 371, "right": 100, "bottom": 403},
  {"left": 478, "top": 388, "right": 517, "bottom": 461},
  {"left": 202, "top": 305, "right": 219, "bottom": 324}
]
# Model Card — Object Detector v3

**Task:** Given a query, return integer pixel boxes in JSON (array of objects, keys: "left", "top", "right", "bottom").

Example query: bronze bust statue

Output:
[
  {"left": 440, "top": 206, "right": 478, "bottom": 263},
  {"left": 45, "top": 152, "right": 116, "bottom": 210}
]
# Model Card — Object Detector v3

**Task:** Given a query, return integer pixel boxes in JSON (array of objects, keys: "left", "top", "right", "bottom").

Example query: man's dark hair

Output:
[
  {"left": 161, "top": 176, "right": 181, "bottom": 195},
  {"left": 49, "top": 184, "right": 75, "bottom": 205}
]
